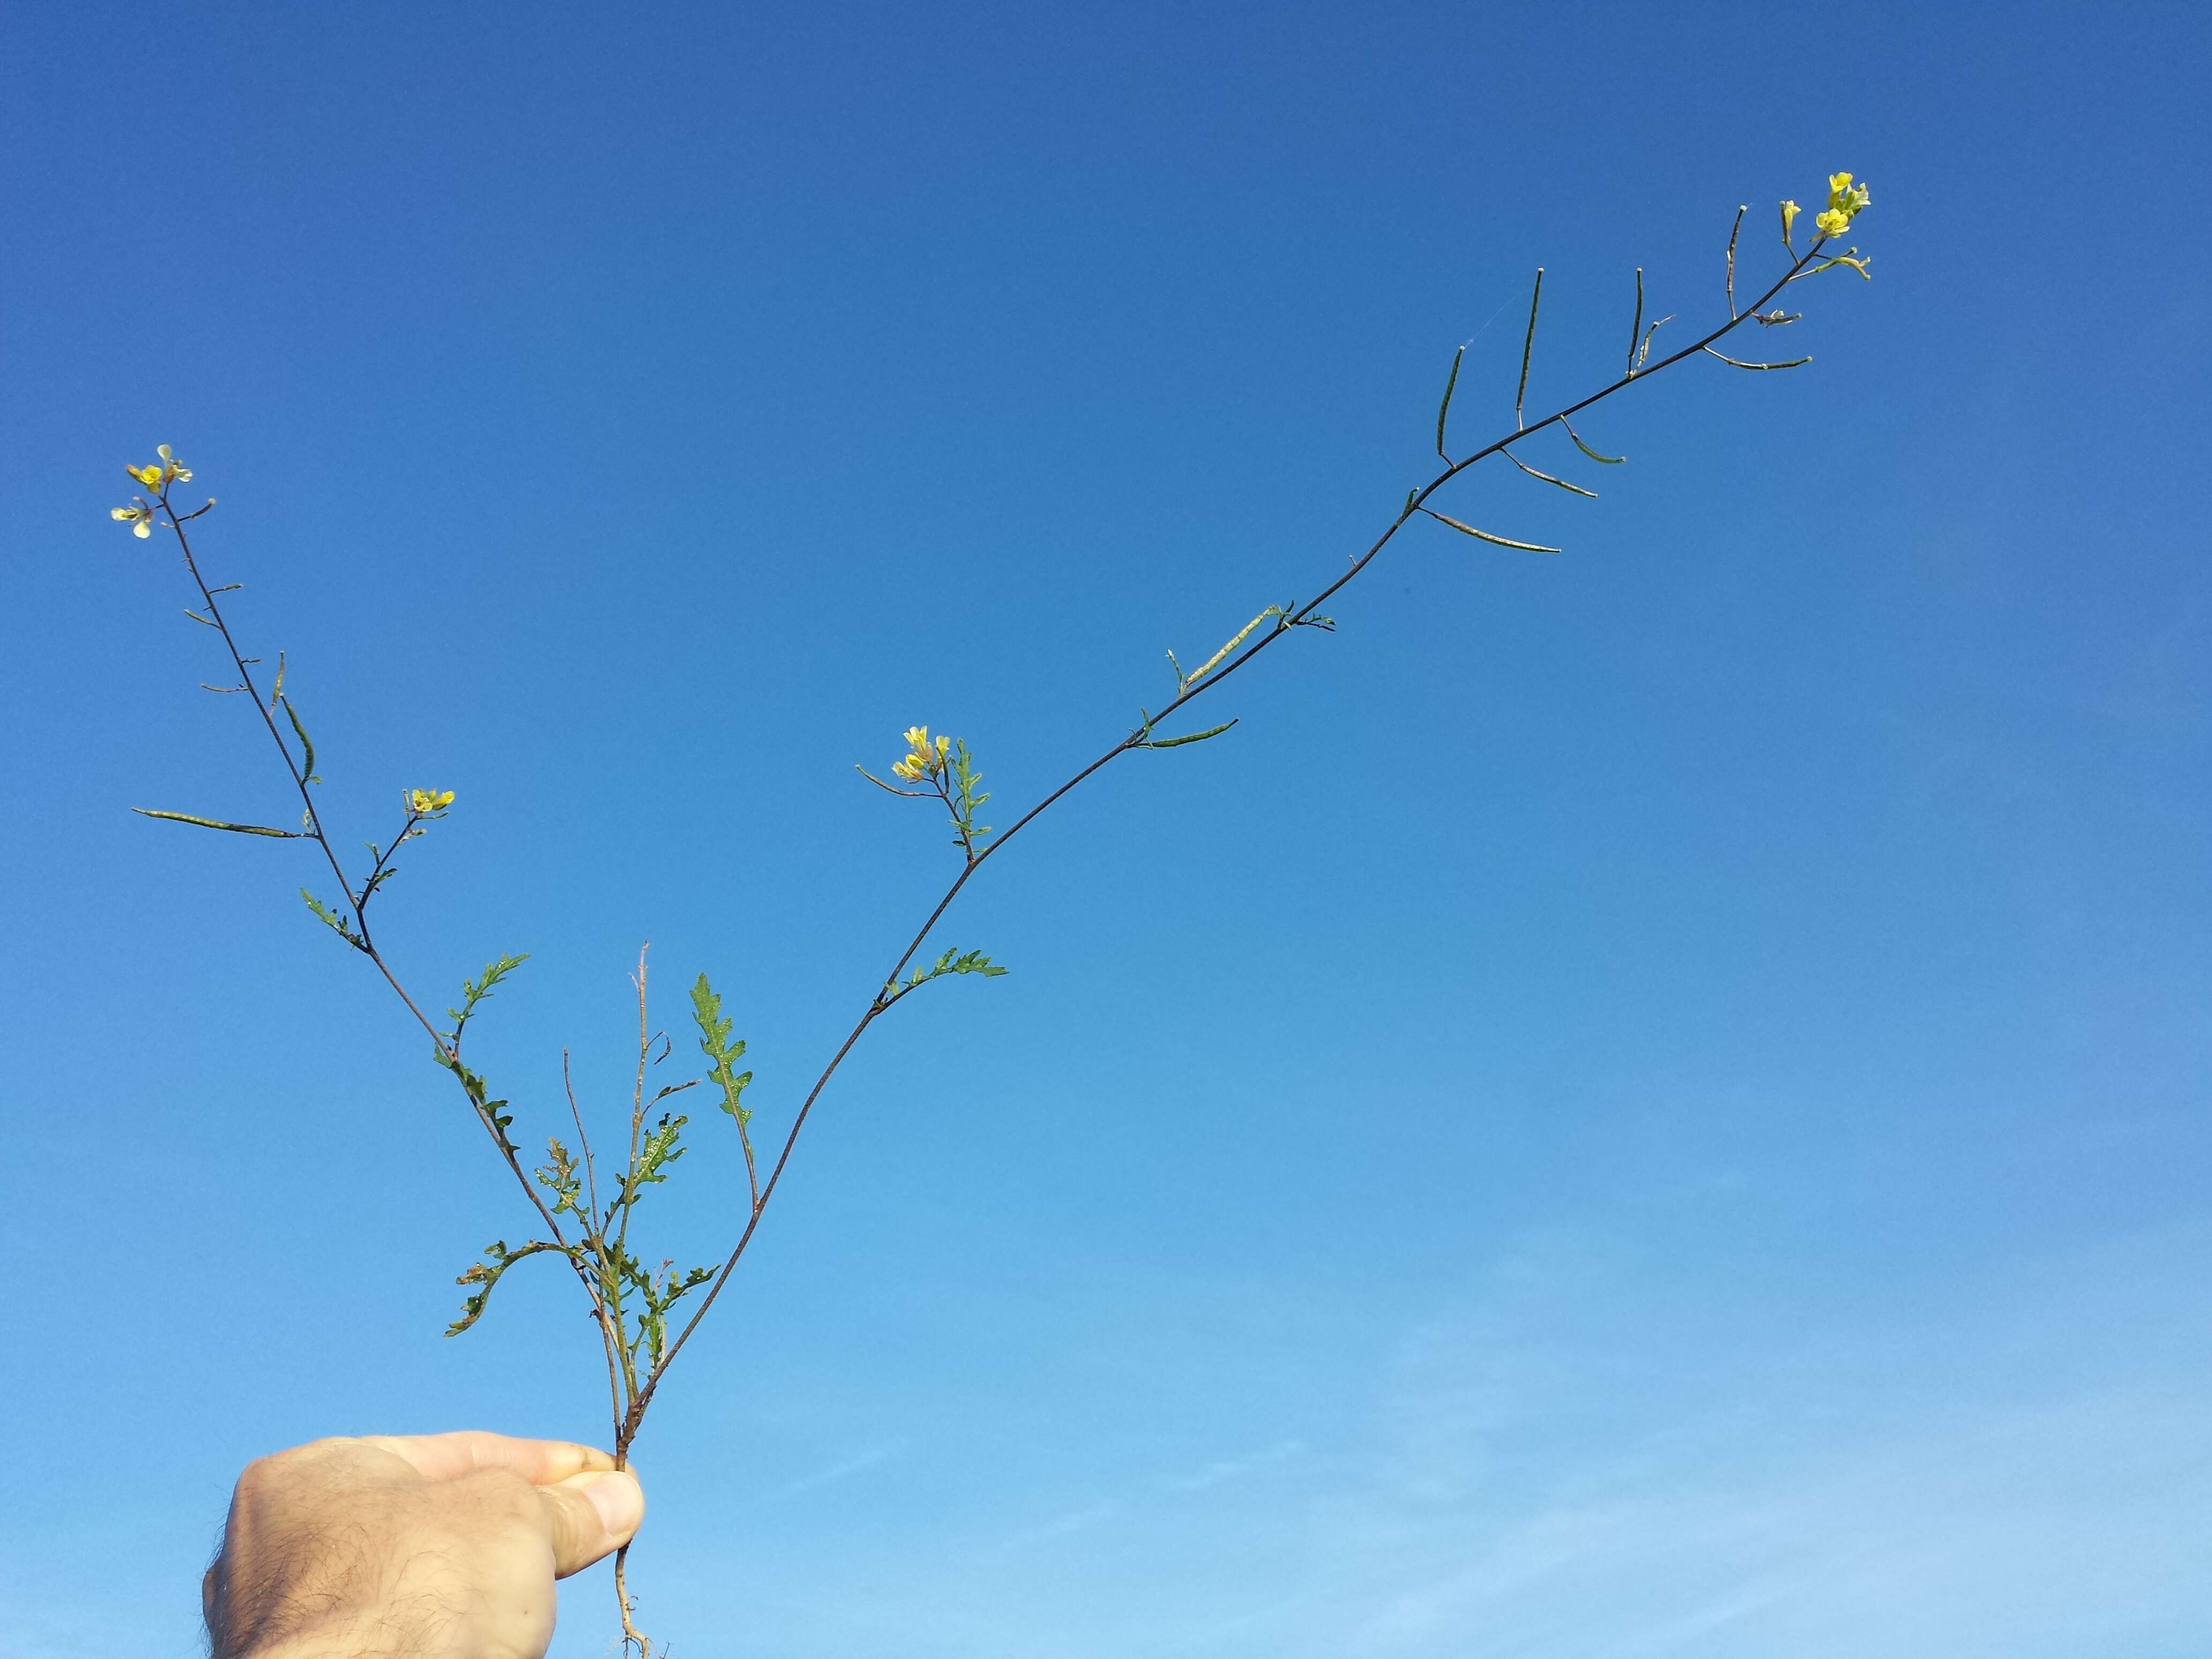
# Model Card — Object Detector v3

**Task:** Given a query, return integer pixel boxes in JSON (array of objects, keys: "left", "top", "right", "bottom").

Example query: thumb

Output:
[{"left": 535, "top": 1467, "right": 646, "bottom": 1578}]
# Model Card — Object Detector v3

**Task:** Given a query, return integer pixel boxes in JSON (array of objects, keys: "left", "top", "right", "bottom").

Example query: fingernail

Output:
[{"left": 578, "top": 1469, "right": 645, "bottom": 1537}]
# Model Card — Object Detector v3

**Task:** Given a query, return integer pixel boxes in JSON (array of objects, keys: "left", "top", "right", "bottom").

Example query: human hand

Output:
[{"left": 203, "top": 1431, "right": 646, "bottom": 1659}]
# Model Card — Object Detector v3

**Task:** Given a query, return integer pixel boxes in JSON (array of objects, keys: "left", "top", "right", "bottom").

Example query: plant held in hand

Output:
[{"left": 117, "top": 174, "right": 1873, "bottom": 1655}]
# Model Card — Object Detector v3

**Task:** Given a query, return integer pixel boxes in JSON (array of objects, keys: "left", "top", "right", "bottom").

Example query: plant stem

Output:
[{"left": 632, "top": 238, "right": 1833, "bottom": 1418}]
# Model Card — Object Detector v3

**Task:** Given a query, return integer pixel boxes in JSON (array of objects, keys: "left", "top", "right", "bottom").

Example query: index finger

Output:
[{"left": 354, "top": 1431, "right": 618, "bottom": 1486}]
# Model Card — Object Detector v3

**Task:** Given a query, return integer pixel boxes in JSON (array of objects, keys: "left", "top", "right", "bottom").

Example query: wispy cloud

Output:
[
  {"left": 657, "top": 1220, "right": 2212, "bottom": 1659},
  {"left": 760, "top": 1439, "right": 908, "bottom": 1503},
  {"left": 981, "top": 1500, "right": 1122, "bottom": 1563},
  {"left": 1162, "top": 1438, "right": 1309, "bottom": 1493}
]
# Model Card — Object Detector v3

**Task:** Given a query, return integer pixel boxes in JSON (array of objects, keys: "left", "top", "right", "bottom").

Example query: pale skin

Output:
[{"left": 203, "top": 1432, "right": 645, "bottom": 1659}]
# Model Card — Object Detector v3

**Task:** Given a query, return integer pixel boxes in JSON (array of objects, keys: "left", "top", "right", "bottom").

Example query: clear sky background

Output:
[{"left": 4, "top": 2, "right": 2209, "bottom": 1655}]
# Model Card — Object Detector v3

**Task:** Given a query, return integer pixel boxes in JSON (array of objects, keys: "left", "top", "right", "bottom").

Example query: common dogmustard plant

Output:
[{"left": 118, "top": 174, "right": 1874, "bottom": 1655}]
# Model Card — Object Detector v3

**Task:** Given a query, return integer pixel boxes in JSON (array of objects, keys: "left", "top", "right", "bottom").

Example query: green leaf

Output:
[
  {"left": 535, "top": 1137, "right": 586, "bottom": 1217},
  {"left": 299, "top": 887, "right": 363, "bottom": 948},
  {"left": 445, "top": 1238, "right": 569, "bottom": 1337},
  {"left": 892, "top": 946, "right": 1010, "bottom": 1001},
  {"left": 690, "top": 973, "right": 755, "bottom": 1125},
  {"left": 431, "top": 1048, "right": 519, "bottom": 1154},
  {"left": 632, "top": 1112, "right": 690, "bottom": 1188},
  {"left": 1145, "top": 719, "right": 1238, "bottom": 749},
  {"left": 133, "top": 808, "right": 303, "bottom": 838},
  {"left": 447, "top": 953, "right": 529, "bottom": 1043}
]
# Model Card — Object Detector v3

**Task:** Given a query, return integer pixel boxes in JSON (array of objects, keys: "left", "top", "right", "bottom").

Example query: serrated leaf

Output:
[
  {"left": 299, "top": 887, "right": 362, "bottom": 947},
  {"left": 444, "top": 1238, "right": 566, "bottom": 1336},
  {"left": 691, "top": 973, "right": 754, "bottom": 1125}
]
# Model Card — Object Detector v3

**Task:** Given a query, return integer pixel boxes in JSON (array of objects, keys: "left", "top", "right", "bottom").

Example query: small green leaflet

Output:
[
  {"left": 893, "top": 947, "right": 1010, "bottom": 1000},
  {"left": 300, "top": 887, "right": 366, "bottom": 949},
  {"left": 432, "top": 1048, "right": 518, "bottom": 1154}
]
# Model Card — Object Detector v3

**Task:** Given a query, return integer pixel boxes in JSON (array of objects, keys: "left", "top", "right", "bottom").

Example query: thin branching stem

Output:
[
  {"left": 562, "top": 1049, "right": 629, "bottom": 1438},
  {"left": 634, "top": 236, "right": 1835, "bottom": 1418},
  {"left": 154, "top": 495, "right": 596, "bottom": 1302}
]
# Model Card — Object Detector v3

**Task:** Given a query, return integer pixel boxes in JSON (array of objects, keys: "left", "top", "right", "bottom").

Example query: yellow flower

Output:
[
  {"left": 406, "top": 788, "right": 456, "bottom": 814},
  {"left": 124, "top": 447, "right": 192, "bottom": 490},
  {"left": 890, "top": 724, "right": 948, "bottom": 781},
  {"left": 1780, "top": 199, "right": 1800, "bottom": 243},
  {"left": 1813, "top": 172, "right": 1871, "bottom": 240},
  {"left": 111, "top": 500, "right": 154, "bottom": 537}
]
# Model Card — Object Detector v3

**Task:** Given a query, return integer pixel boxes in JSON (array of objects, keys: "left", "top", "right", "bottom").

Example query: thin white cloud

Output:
[
  {"left": 1163, "top": 1438, "right": 1309, "bottom": 1493},
  {"left": 982, "top": 1500, "right": 1122, "bottom": 1563},
  {"left": 759, "top": 1439, "right": 908, "bottom": 1503}
]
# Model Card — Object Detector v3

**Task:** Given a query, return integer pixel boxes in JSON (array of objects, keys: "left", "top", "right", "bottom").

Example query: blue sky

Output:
[{"left": 4, "top": 1, "right": 2210, "bottom": 1654}]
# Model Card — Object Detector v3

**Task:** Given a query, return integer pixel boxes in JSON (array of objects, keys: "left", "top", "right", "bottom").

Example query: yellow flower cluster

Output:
[
  {"left": 126, "top": 444, "right": 191, "bottom": 490},
  {"left": 406, "top": 788, "right": 457, "bottom": 815},
  {"left": 110, "top": 446, "right": 192, "bottom": 537},
  {"left": 1813, "top": 171, "right": 1871, "bottom": 240},
  {"left": 890, "top": 724, "right": 951, "bottom": 782}
]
